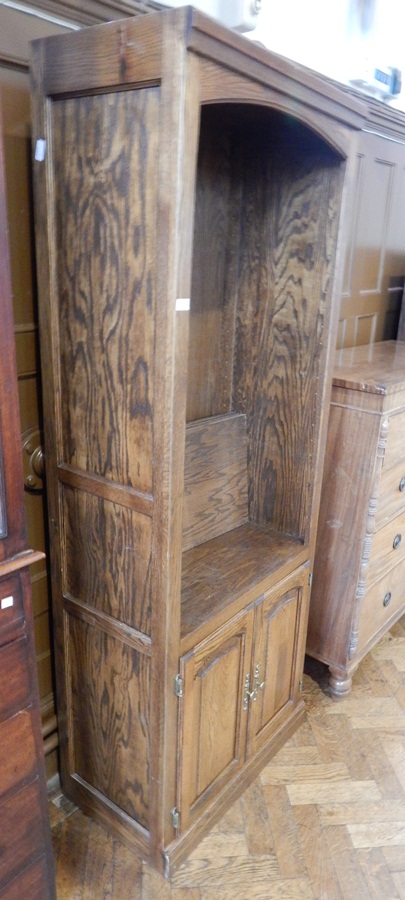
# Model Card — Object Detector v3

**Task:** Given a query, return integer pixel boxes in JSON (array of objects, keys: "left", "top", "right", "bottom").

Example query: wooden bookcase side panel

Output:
[
  {"left": 308, "top": 400, "right": 383, "bottom": 666},
  {"left": 66, "top": 611, "right": 151, "bottom": 831},
  {"left": 52, "top": 87, "right": 158, "bottom": 495},
  {"left": 62, "top": 485, "right": 152, "bottom": 635}
]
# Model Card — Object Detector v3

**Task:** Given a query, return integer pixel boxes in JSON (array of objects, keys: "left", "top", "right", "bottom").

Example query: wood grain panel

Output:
[
  {"left": 183, "top": 413, "right": 248, "bottom": 551},
  {"left": 40, "top": 15, "right": 163, "bottom": 96},
  {"left": 233, "top": 121, "right": 341, "bottom": 539},
  {"left": 63, "top": 485, "right": 151, "bottom": 635},
  {"left": 187, "top": 110, "right": 240, "bottom": 421},
  {"left": 53, "top": 87, "right": 159, "bottom": 494},
  {"left": 0, "top": 637, "right": 30, "bottom": 722},
  {"left": 308, "top": 400, "right": 381, "bottom": 666},
  {"left": 68, "top": 615, "right": 150, "bottom": 830},
  {"left": 1, "top": 857, "right": 51, "bottom": 900},
  {"left": 0, "top": 710, "right": 37, "bottom": 798}
]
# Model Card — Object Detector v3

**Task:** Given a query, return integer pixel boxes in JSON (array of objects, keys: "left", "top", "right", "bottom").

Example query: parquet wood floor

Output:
[{"left": 49, "top": 614, "right": 405, "bottom": 899}]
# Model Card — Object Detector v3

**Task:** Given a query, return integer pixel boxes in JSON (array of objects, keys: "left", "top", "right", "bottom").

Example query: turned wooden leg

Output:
[{"left": 328, "top": 667, "right": 352, "bottom": 698}]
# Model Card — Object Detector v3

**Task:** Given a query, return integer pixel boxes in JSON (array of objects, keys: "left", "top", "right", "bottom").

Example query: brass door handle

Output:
[
  {"left": 22, "top": 427, "right": 45, "bottom": 491},
  {"left": 254, "top": 663, "right": 265, "bottom": 692}
]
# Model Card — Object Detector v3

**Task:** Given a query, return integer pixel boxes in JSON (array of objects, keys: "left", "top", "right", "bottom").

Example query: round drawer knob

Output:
[
  {"left": 393, "top": 533, "right": 402, "bottom": 550},
  {"left": 383, "top": 592, "right": 392, "bottom": 608},
  {"left": 399, "top": 476, "right": 405, "bottom": 492}
]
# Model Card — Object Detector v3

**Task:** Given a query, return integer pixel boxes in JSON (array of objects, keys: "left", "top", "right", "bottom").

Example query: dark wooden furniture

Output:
[
  {"left": 31, "top": 6, "right": 365, "bottom": 876},
  {"left": 0, "top": 104, "right": 55, "bottom": 899},
  {"left": 308, "top": 340, "right": 405, "bottom": 696}
]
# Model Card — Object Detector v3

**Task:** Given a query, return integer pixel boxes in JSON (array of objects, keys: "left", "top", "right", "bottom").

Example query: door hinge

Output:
[
  {"left": 174, "top": 674, "right": 183, "bottom": 698},
  {"left": 171, "top": 807, "right": 180, "bottom": 830},
  {"left": 298, "top": 678, "right": 304, "bottom": 693},
  {"left": 308, "top": 571, "right": 313, "bottom": 587}
]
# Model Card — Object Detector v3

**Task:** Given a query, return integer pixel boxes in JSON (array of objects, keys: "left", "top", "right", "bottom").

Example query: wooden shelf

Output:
[{"left": 180, "top": 523, "right": 307, "bottom": 650}]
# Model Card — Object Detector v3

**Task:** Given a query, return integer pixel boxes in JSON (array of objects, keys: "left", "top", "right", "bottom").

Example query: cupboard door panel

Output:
[
  {"left": 249, "top": 570, "right": 307, "bottom": 755},
  {"left": 178, "top": 608, "right": 253, "bottom": 832}
]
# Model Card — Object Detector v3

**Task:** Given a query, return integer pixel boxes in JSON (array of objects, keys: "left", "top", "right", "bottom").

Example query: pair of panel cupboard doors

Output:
[{"left": 31, "top": 5, "right": 365, "bottom": 877}]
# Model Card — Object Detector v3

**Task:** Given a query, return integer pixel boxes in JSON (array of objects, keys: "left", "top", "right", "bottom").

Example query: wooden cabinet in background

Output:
[
  {"left": 308, "top": 340, "right": 405, "bottom": 696},
  {"left": 31, "top": 6, "right": 365, "bottom": 876},
  {"left": 0, "top": 103, "right": 55, "bottom": 899}
]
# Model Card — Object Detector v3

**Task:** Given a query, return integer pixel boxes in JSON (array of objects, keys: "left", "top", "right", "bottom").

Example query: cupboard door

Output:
[
  {"left": 178, "top": 607, "right": 254, "bottom": 833},
  {"left": 248, "top": 568, "right": 308, "bottom": 757}
]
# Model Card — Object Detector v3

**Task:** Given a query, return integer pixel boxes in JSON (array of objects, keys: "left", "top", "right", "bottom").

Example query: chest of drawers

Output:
[
  {"left": 308, "top": 341, "right": 405, "bottom": 696},
  {"left": 0, "top": 564, "right": 55, "bottom": 899}
]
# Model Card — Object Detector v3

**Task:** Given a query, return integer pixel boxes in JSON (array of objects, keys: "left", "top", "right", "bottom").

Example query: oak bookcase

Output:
[{"left": 31, "top": 6, "right": 365, "bottom": 875}]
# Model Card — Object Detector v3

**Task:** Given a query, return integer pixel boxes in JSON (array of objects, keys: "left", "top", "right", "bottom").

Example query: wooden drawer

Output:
[
  {"left": 367, "top": 509, "right": 405, "bottom": 585},
  {"left": 0, "top": 780, "right": 46, "bottom": 892},
  {"left": 375, "top": 456, "right": 405, "bottom": 528},
  {"left": 358, "top": 555, "right": 405, "bottom": 651},
  {"left": 0, "top": 637, "right": 30, "bottom": 723},
  {"left": 0, "top": 574, "right": 24, "bottom": 646},
  {"left": 0, "top": 709, "right": 37, "bottom": 800},
  {"left": 1, "top": 857, "right": 51, "bottom": 900},
  {"left": 383, "top": 412, "right": 405, "bottom": 471}
]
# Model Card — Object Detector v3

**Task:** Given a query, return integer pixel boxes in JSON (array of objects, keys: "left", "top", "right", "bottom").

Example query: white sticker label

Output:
[
  {"left": 1, "top": 596, "right": 14, "bottom": 610},
  {"left": 35, "top": 139, "right": 46, "bottom": 162},
  {"left": 175, "top": 298, "right": 190, "bottom": 311}
]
